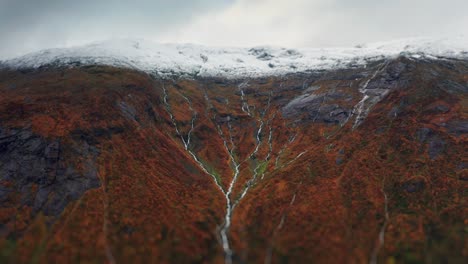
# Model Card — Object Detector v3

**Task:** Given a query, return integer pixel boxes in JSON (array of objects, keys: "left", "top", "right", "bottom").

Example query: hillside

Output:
[{"left": 0, "top": 39, "right": 467, "bottom": 263}]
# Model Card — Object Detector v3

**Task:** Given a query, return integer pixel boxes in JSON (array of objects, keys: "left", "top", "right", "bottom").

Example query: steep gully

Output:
[
  {"left": 370, "top": 180, "right": 390, "bottom": 264},
  {"left": 161, "top": 79, "right": 303, "bottom": 263},
  {"left": 352, "top": 61, "right": 390, "bottom": 129},
  {"left": 159, "top": 61, "right": 392, "bottom": 263}
]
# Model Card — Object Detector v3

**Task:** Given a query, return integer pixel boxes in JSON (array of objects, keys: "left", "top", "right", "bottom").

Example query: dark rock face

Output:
[
  {"left": 320, "top": 104, "right": 351, "bottom": 124},
  {"left": 426, "top": 104, "right": 450, "bottom": 114},
  {"left": 118, "top": 101, "right": 138, "bottom": 122},
  {"left": 416, "top": 127, "right": 433, "bottom": 143},
  {"left": 71, "top": 127, "right": 124, "bottom": 144},
  {"left": 214, "top": 97, "right": 228, "bottom": 104},
  {"left": 281, "top": 59, "right": 414, "bottom": 126},
  {"left": 0, "top": 127, "right": 100, "bottom": 216},
  {"left": 282, "top": 90, "right": 353, "bottom": 124},
  {"left": 248, "top": 47, "right": 274, "bottom": 61},
  {"left": 366, "top": 61, "right": 410, "bottom": 91},
  {"left": 415, "top": 128, "right": 447, "bottom": 160},
  {"left": 335, "top": 148, "right": 345, "bottom": 165},
  {"left": 428, "top": 136, "right": 446, "bottom": 160},
  {"left": 446, "top": 120, "right": 468, "bottom": 137},
  {"left": 403, "top": 180, "right": 425, "bottom": 193},
  {"left": 457, "top": 162, "right": 467, "bottom": 170},
  {"left": 216, "top": 115, "right": 234, "bottom": 124},
  {"left": 438, "top": 80, "right": 468, "bottom": 94}
]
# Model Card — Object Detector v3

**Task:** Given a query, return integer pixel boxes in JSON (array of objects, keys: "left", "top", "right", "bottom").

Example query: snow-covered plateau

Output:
[{"left": 1, "top": 37, "right": 467, "bottom": 78}]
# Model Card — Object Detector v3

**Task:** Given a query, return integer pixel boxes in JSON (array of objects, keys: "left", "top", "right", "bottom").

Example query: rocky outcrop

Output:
[
  {"left": 281, "top": 82, "right": 354, "bottom": 124},
  {"left": 446, "top": 120, "right": 468, "bottom": 137},
  {"left": 0, "top": 127, "right": 100, "bottom": 216}
]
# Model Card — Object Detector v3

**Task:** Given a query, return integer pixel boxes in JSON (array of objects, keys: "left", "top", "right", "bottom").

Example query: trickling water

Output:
[
  {"left": 162, "top": 85, "right": 233, "bottom": 264},
  {"left": 162, "top": 82, "right": 305, "bottom": 264},
  {"left": 227, "top": 119, "right": 235, "bottom": 151},
  {"left": 352, "top": 61, "right": 389, "bottom": 129},
  {"left": 238, "top": 81, "right": 252, "bottom": 116},
  {"left": 253, "top": 119, "right": 264, "bottom": 155},
  {"left": 218, "top": 121, "right": 241, "bottom": 264},
  {"left": 275, "top": 133, "right": 297, "bottom": 168},
  {"left": 180, "top": 93, "right": 197, "bottom": 149},
  {"left": 282, "top": 151, "right": 307, "bottom": 168},
  {"left": 233, "top": 92, "right": 277, "bottom": 208},
  {"left": 266, "top": 128, "right": 273, "bottom": 159},
  {"left": 370, "top": 182, "right": 389, "bottom": 264},
  {"left": 352, "top": 94, "right": 370, "bottom": 129},
  {"left": 219, "top": 155, "right": 240, "bottom": 264},
  {"left": 265, "top": 180, "right": 303, "bottom": 264},
  {"left": 162, "top": 84, "right": 223, "bottom": 191},
  {"left": 201, "top": 88, "right": 243, "bottom": 264}
]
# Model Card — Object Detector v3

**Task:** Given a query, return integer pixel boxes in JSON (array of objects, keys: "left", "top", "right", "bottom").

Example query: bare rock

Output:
[{"left": 0, "top": 127, "right": 100, "bottom": 217}]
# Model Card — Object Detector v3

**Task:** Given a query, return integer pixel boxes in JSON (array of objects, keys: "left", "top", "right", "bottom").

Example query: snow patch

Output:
[{"left": 2, "top": 37, "right": 467, "bottom": 78}]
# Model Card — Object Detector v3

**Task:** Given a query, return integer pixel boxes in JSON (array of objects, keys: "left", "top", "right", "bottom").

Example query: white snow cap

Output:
[{"left": 2, "top": 37, "right": 467, "bottom": 78}]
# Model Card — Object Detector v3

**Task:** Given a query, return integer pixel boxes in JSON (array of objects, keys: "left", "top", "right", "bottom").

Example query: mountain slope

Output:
[{"left": 0, "top": 40, "right": 467, "bottom": 263}]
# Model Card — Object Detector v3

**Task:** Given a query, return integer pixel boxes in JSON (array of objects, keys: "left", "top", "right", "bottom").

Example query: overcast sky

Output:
[{"left": 0, "top": 0, "right": 467, "bottom": 59}]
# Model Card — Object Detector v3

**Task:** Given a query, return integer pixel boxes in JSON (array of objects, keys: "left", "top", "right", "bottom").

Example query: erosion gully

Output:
[
  {"left": 157, "top": 64, "right": 395, "bottom": 262},
  {"left": 161, "top": 79, "right": 299, "bottom": 264},
  {"left": 370, "top": 180, "right": 390, "bottom": 264},
  {"left": 159, "top": 63, "right": 389, "bottom": 262}
]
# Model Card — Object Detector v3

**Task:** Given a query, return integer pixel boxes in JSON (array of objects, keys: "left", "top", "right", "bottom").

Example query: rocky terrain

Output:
[{"left": 0, "top": 40, "right": 467, "bottom": 263}]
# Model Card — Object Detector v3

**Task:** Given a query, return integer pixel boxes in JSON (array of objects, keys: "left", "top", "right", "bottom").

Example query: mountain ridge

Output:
[{"left": 2, "top": 37, "right": 468, "bottom": 78}]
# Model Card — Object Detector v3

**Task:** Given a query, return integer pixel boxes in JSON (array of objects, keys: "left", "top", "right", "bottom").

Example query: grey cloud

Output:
[
  {"left": 0, "top": 0, "right": 231, "bottom": 58},
  {"left": 0, "top": 0, "right": 467, "bottom": 59}
]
